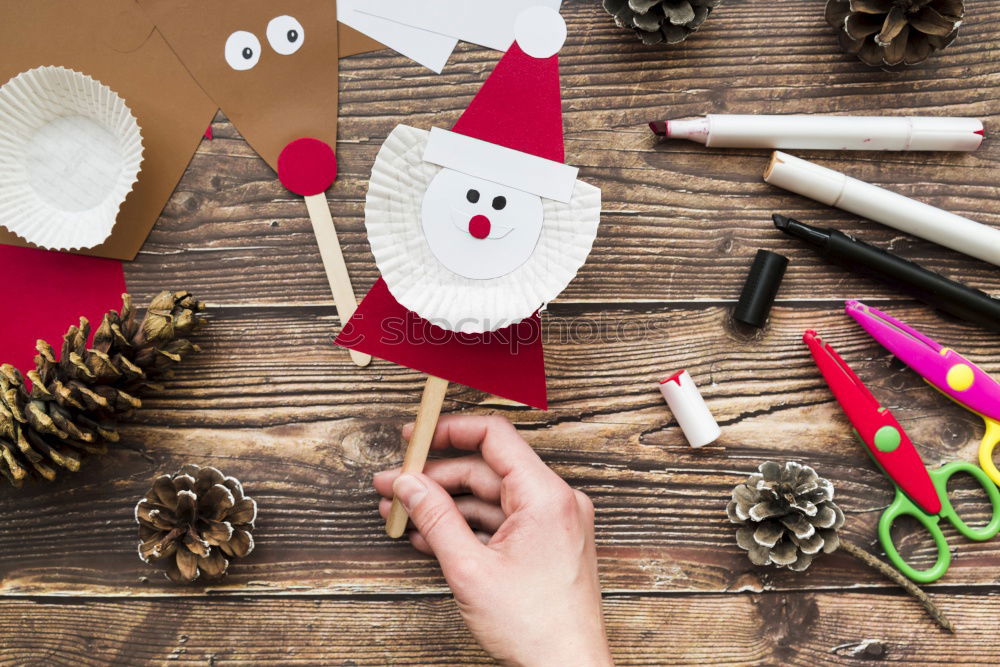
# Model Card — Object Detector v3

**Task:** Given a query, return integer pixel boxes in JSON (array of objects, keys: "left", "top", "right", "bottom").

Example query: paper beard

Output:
[{"left": 365, "top": 125, "right": 601, "bottom": 334}]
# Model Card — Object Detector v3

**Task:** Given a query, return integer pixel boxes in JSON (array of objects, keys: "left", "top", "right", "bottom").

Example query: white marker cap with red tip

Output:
[{"left": 659, "top": 370, "right": 721, "bottom": 448}]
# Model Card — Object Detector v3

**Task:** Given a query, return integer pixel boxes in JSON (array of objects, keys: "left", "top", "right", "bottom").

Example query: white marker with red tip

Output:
[{"left": 650, "top": 115, "right": 984, "bottom": 152}]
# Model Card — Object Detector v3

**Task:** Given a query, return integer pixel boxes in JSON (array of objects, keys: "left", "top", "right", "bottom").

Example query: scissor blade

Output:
[
  {"left": 805, "top": 331, "right": 943, "bottom": 516},
  {"left": 847, "top": 301, "right": 1000, "bottom": 422}
]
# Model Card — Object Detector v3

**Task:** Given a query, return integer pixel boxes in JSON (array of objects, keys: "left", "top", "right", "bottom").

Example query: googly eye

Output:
[
  {"left": 267, "top": 15, "right": 305, "bottom": 55},
  {"left": 225, "top": 31, "right": 261, "bottom": 71}
]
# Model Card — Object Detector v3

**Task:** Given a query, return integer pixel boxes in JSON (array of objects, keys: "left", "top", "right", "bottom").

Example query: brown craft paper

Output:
[
  {"left": 0, "top": 0, "right": 218, "bottom": 260},
  {"left": 138, "top": 0, "right": 345, "bottom": 170}
]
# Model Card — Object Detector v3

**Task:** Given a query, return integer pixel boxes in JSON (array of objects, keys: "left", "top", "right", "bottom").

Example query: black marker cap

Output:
[{"left": 734, "top": 249, "right": 789, "bottom": 328}]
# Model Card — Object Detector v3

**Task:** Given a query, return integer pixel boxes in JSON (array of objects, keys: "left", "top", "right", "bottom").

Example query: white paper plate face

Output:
[
  {"left": 0, "top": 66, "right": 144, "bottom": 250},
  {"left": 366, "top": 124, "right": 601, "bottom": 334}
]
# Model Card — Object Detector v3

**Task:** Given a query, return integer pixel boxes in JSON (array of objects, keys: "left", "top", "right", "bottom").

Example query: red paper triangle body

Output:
[
  {"left": 0, "top": 246, "right": 127, "bottom": 375},
  {"left": 335, "top": 279, "right": 548, "bottom": 410}
]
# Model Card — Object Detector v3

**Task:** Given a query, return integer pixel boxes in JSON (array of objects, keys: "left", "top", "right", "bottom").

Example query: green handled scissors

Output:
[{"left": 806, "top": 331, "right": 1000, "bottom": 583}]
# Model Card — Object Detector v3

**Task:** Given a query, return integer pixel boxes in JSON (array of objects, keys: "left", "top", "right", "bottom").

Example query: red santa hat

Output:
[{"left": 421, "top": 7, "right": 579, "bottom": 203}]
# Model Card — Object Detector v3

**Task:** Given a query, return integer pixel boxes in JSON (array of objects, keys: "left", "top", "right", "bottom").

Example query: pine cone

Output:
[
  {"left": 136, "top": 464, "right": 257, "bottom": 584},
  {"left": 726, "top": 461, "right": 846, "bottom": 572},
  {"left": 826, "top": 0, "right": 963, "bottom": 67},
  {"left": 0, "top": 291, "right": 206, "bottom": 488},
  {"left": 603, "top": 0, "right": 721, "bottom": 45}
]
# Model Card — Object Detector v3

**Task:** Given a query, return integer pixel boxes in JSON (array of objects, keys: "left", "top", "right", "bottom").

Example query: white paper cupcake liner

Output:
[
  {"left": 366, "top": 125, "right": 601, "bottom": 334},
  {"left": 0, "top": 66, "right": 144, "bottom": 250}
]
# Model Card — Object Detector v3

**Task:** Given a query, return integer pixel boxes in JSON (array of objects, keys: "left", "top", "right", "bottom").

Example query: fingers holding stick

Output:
[{"left": 386, "top": 375, "right": 450, "bottom": 538}]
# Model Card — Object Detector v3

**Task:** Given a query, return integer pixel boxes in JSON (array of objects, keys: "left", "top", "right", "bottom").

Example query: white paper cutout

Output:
[
  {"left": 423, "top": 128, "right": 578, "bottom": 203},
  {"left": 0, "top": 66, "right": 144, "bottom": 250},
  {"left": 422, "top": 168, "right": 544, "bottom": 280},
  {"left": 224, "top": 30, "right": 262, "bottom": 71},
  {"left": 513, "top": 6, "right": 566, "bottom": 58},
  {"left": 338, "top": 0, "right": 457, "bottom": 73},
  {"left": 266, "top": 15, "right": 305, "bottom": 56},
  {"left": 359, "top": 0, "right": 563, "bottom": 53},
  {"left": 365, "top": 125, "right": 601, "bottom": 334}
]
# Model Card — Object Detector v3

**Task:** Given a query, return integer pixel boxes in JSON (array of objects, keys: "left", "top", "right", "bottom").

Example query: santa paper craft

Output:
[{"left": 335, "top": 7, "right": 602, "bottom": 537}]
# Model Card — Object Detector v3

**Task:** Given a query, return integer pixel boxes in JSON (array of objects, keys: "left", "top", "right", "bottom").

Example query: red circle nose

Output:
[
  {"left": 278, "top": 138, "right": 338, "bottom": 196},
  {"left": 469, "top": 215, "right": 491, "bottom": 239}
]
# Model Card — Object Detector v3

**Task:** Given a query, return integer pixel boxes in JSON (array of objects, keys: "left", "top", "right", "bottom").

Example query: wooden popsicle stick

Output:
[
  {"left": 303, "top": 193, "right": 371, "bottom": 368},
  {"left": 386, "top": 375, "right": 450, "bottom": 538}
]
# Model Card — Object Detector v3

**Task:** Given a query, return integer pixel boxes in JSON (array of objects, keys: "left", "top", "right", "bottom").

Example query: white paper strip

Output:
[
  {"left": 338, "top": 0, "right": 457, "bottom": 73},
  {"left": 423, "top": 128, "right": 578, "bottom": 203},
  {"left": 358, "top": 0, "right": 563, "bottom": 52}
]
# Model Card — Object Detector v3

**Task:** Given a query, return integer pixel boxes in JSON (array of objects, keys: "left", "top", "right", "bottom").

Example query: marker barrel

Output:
[
  {"left": 765, "top": 152, "right": 1000, "bottom": 267},
  {"left": 667, "top": 115, "right": 983, "bottom": 151}
]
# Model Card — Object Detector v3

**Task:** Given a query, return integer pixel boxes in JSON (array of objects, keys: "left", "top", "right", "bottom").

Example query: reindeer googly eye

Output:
[
  {"left": 225, "top": 31, "right": 261, "bottom": 71},
  {"left": 266, "top": 15, "right": 305, "bottom": 55}
]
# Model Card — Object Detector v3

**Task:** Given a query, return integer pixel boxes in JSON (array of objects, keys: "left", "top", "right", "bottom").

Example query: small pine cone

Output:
[
  {"left": 603, "top": 0, "right": 721, "bottom": 45},
  {"left": 826, "top": 0, "right": 963, "bottom": 67},
  {"left": 0, "top": 291, "right": 206, "bottom": 488},
  {"left": 726, "top": 461, "right": 846, "bottom": 572},
  {"left": 136, "top": 464, "right": 257, "bottom": 584}
]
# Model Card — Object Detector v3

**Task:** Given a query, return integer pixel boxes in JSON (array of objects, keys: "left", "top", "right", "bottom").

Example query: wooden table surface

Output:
[{"left": 3, "top": 1, "right": 1000, "bottom": 664}]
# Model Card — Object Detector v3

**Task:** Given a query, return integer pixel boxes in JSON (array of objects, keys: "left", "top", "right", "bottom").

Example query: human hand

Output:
[{"left": 373, "top": 416, "right": 612, "bottom": 667}]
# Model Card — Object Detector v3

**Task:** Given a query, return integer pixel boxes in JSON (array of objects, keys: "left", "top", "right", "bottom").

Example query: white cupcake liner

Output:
[
  {"left": 0, "top": 66, "right": 144, "bottom": 250},
  {"left": 366, "top": 124, "right": 601, "bottom": 334}
]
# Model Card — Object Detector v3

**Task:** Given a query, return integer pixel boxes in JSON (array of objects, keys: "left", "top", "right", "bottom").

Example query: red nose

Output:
[
  {"left": 278, "top": 138, "right": 338, "bottom": 196},
  {"left": 469, "top": 215, "right": 491, "bottom": 239}
]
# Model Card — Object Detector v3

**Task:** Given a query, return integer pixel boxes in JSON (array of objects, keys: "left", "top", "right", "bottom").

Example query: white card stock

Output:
[
  {"left": 359, "top": 0, "right": 563, "bottom": 52},
  {"left": 422, "top": 128, "right": 578, "bottom": 203},
  {"left": 338, "top": 0, "right": 457, "bottom": 73}
]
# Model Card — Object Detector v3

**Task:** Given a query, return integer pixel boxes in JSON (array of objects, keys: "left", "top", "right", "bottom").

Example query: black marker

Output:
[{"left": 773, "top": 214, "right": 1000, "bottom": 333}]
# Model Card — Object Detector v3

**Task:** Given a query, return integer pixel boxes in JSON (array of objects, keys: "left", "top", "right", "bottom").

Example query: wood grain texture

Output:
[
  {"left": 0, "top": 305, "right": 996, "bottom": 596},
  {"left": 1, "top": 592, "right": 998, "bottom": 666},
  {"left": 3, "top": 0, "right": 1000, "bottom": 664}
]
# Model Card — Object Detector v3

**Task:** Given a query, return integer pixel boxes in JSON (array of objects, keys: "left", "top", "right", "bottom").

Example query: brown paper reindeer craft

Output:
[
  {"left": 138, "top": 0, "right": 377, "bottom": 366},
  {"left": 1, "top": 1, "right": 383, "bottom": 367}
]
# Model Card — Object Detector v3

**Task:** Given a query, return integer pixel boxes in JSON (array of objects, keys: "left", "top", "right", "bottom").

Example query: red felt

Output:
[
  {"left": 278, "top": 138, "right": 338, "bottom": 196},
  {"left": 0, "top": 245, "right": 127, "bottom": 376},
  {"left": 451, "top": 42, "right": 564, "bottom": 163},
  {"left": 335, "top": 279, "right": 548, "bottom": 410}
]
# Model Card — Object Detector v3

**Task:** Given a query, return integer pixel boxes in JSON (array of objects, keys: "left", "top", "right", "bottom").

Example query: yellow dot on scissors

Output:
[{"left": 946, "top": 364, "right": 975, "bottom": 392}]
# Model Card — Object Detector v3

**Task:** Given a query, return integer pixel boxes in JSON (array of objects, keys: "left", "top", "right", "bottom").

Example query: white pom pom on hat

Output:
[{"left": 513, "top": 6, "right": 567, "bottom": 59}]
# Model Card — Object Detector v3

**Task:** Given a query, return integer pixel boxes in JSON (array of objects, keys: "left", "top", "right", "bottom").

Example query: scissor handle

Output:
[
  {"left": 979, "top": 418, "right": 1000, "bottom": 489},
  {"left": 879, "top": 488, "right": 951, "bottom": 584},
  {"left": 932, "top": 460, "right": 1000, "bottom": 540}
]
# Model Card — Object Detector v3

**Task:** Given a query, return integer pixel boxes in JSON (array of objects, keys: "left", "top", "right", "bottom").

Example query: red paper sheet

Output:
[
  {"left": 335, "top": 279, "right": 548, "bottom": 410},
  {"left": 0, "top": 246, "right": 127, "bottom": 375}
]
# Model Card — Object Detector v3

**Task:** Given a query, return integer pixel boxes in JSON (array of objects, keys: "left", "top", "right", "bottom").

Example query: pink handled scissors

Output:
[{"left": 846, "top": 301, "right": 1000, "bottom": 487}]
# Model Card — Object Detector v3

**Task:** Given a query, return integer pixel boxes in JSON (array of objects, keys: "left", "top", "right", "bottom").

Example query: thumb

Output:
[{"left": 393, "top": 473, "right": 485, "bottom": 566}]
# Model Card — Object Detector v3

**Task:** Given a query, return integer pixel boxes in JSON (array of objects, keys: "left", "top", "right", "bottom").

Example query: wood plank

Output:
[
  {"left": 2, "top": 303, "right": 997, "bottom": 595},
  {"left": 122, "top": 1, "right": 1000, "bottom": 306},
  {"left": 0, "top": 590, "right": 996, "bottom": 665}
]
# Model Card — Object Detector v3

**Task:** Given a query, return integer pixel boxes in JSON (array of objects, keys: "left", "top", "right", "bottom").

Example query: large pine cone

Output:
[
  {"left": 603, "top": 0, "right": 721, "bottom": 45},
  {"left": 826, "top": 0, "right": 963, "bottom": 67},
  {"left": 136, "top": 464, "right": 257, "bottom": 584},
  {"left": 726, "top": 461, "right": 846, "bottom": 572},
  {"left": 0, "top": 291, "right": 206, "bottom": 487}
]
